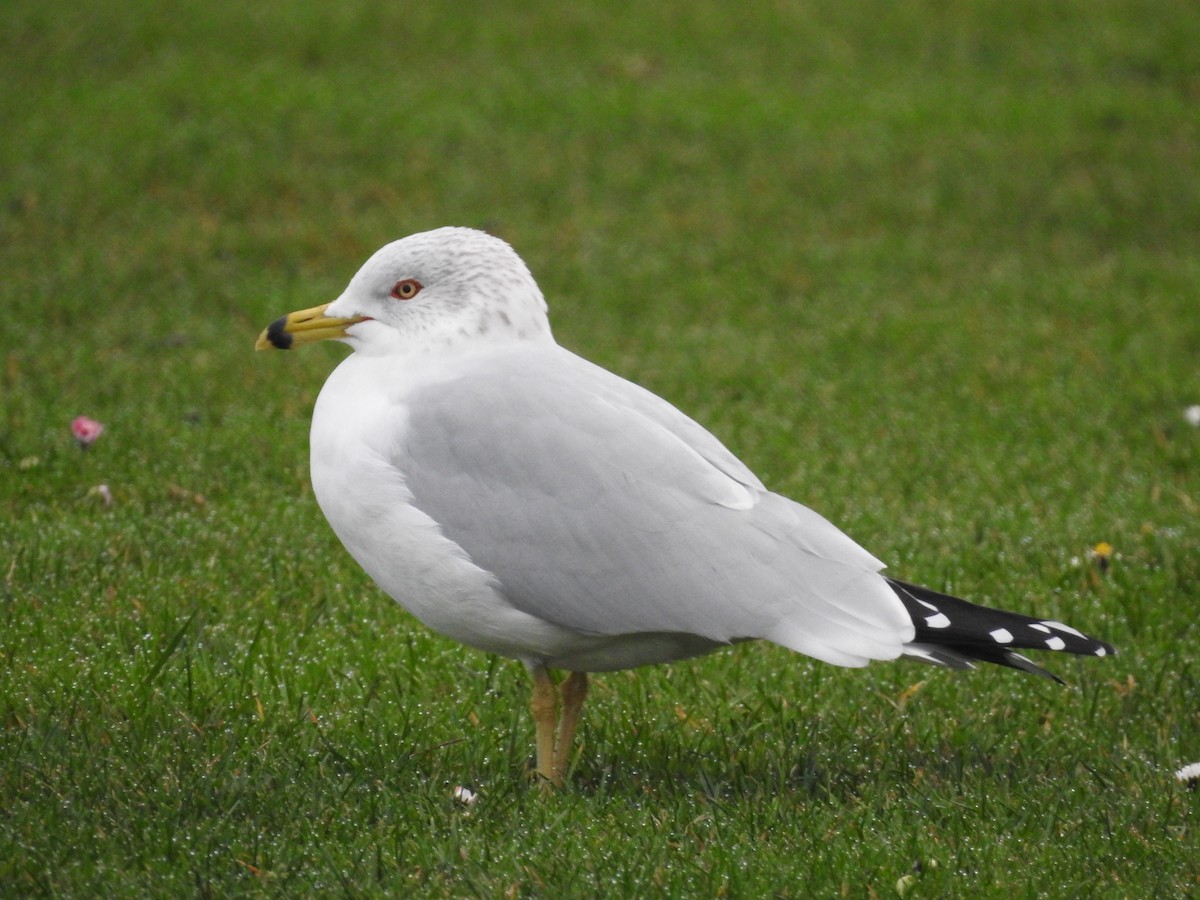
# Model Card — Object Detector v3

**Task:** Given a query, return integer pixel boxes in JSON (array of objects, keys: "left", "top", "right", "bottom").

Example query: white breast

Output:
[{"left": 308, "top": 352, "right": 592, "bottom": 662}]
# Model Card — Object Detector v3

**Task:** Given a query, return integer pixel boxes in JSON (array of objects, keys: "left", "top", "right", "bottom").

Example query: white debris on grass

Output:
[{"left": 1174, "top": 762, "right": 1200, "bottom": 786}]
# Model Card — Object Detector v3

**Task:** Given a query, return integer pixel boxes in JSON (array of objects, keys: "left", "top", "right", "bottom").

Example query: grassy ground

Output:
[{"left": 3, "top": 0, "right": 1199, "bottom": 895}]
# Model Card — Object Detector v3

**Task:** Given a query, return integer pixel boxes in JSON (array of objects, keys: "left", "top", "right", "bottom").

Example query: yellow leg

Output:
[
  {"left": 553, "top": 671, "right": 589, "bottom": 782},
  {"left": 530, "top": 664, "right": 561, "bottom": 787},
  {"left": 528, "top": 666, "right": 591, "bottom": 788}
]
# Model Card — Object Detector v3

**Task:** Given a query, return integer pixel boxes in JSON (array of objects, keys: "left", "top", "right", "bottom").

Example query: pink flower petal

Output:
[{"left": 71, "top": 415, "right": 104, "bottom": 448}]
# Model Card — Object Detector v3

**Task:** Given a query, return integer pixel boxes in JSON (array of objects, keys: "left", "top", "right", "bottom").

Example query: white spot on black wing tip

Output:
[
  {"left": 1043, "top": 620, "right": 1086, "bottom": 639},
  {"left": 1029, "top": 623, "right": 1051, "bottom": 634},
  {"left": 925, "top": 613, "right": 951, "bottom": 629},
  {"left": 1044, "top": 636, "right": 1066, "bottom": 651},
  {"left": 989, "top": 628, "right": 1014, "bottom": 644},
  {"left": 1095, "top": 647, "right": 1107, "bottom": 657}
]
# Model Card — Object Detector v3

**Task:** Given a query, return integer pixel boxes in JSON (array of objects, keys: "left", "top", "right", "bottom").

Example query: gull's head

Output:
[{"left": 256, "top": 227, "right": 553, "bottom": 355}]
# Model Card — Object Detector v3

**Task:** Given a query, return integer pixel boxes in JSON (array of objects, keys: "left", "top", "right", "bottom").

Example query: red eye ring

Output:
[{"left": 390, "top": 279, "right": 422, "bottom": 300}]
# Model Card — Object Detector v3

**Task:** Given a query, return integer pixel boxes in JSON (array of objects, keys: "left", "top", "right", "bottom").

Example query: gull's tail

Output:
[{"left": 890, "top": 579, "right": 1115, "bottom": 683}]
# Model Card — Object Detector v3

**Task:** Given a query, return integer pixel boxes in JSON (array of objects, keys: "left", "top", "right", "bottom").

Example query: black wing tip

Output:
[{"left": 889, "top": 578, "right": 1116, "bottom": 677}]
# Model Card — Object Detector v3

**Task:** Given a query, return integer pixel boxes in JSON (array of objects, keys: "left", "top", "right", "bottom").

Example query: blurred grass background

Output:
[{"left": 2, "top": 0, "right": 1198, "bottom": 895}]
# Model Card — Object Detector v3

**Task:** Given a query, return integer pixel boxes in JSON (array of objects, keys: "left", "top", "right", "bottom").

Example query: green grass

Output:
[{"left": 3, "top": 0, "right": 1199, "bottom": 895}]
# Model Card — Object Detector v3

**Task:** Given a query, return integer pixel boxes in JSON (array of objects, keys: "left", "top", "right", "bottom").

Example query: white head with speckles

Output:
[{"left": 322, "top": 227, "right": 554, "bottom": 355}]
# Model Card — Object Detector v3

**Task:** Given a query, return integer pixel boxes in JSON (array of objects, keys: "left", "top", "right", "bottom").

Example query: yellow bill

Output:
[{"left": 255, "top": 303, "right": 367, "bottom": 350}]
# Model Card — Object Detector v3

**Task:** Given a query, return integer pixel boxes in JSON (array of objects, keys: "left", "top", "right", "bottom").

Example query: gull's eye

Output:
[{"left": 390, "top": 279, "right": 423, "bottom": 300}]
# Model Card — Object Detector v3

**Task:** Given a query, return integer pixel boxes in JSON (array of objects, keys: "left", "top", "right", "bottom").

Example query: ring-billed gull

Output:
[{"left": 257, "top": 227, "right": 1114, "bottom": 787}]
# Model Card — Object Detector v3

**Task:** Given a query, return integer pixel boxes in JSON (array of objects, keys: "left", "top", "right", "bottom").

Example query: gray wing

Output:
[{"left": 396, "top": 344, "right": 912, "bottom": 665}]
